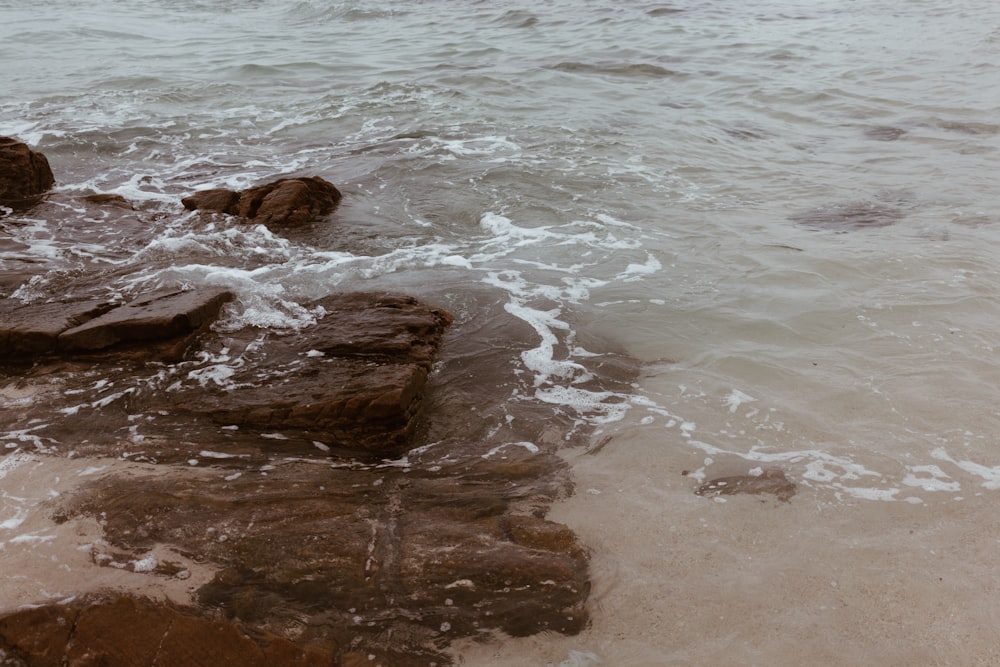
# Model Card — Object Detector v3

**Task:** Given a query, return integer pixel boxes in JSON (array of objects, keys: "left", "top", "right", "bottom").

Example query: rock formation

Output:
[
  {"left": 0, "top": 595, "right": 333, "bottom": 666},
  {"left": 182, "top": 176, "right": 342, "bottom": 228},
  {"left": 0, "top": 143, "right": 624, "bottom": 664},
  {"left": 0, "top": 287, "right": 234, "bottom": 360},
  {"left": 0, "top": 136, "right": 54, "bottom": 209},
  {"left": 0, "top": 285, "right": 600, "bottom": 663}
]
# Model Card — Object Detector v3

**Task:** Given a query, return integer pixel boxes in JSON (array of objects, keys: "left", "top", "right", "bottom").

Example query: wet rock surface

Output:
[
  {"left": 0, "top": 595, "right": 333, "bottom": 667},
  {"left": 182, "top": 176, "right": 343, "bottom": 228},
  {"left": 49, "top": 441, "right": 588, "bottom": 664},
  {"left": 168, "top": 292, "right": 454, "bottom": 454},
  {"left": 695, "top": 469, "right": 797, "bottom": 502},
  {"left": 58, "top": 287, "right": 235, "bottom": 355},
  {"left": 0, "top": 287, "right": 234, "bottom": 361},
  {"left": 0, "top": 286, "right": 621, "bottom": 663},
  {"left": 0, "top": 137, "right": 54, "bottom": 210}
]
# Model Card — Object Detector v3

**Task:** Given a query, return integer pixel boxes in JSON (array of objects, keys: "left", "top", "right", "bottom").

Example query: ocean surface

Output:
[{"left": 4, "top": 0, "right": 1000, "bottom": 664}]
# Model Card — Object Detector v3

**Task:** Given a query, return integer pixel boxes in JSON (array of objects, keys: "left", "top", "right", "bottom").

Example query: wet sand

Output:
[{"left": 453, "top": 427, "right": 1000, "bottom": 666}]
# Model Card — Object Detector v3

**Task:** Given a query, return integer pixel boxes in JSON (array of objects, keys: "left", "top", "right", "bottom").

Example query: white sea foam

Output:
[
  {"left": 0, "top": 508, "right": 28, "bottom": 531},
  {"left": 481, "top": 442, "right": 540, "bottom": 459},
  {"left": 0, "top": 452, "right": 34, "bottom": 480},
  {"left": 931, "top": 448, "right": 1000, "bottom": 490},
  {"left": 724, "top": 389, "right": 756, "bottom": 414},
  {"left": 902, "top": 465, "right": 961, "bottom": 493}
]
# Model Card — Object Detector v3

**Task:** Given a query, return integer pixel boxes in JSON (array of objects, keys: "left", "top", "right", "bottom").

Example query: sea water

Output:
[{"left": 4, "top": 0, "right": 1000, "bottom": 664}]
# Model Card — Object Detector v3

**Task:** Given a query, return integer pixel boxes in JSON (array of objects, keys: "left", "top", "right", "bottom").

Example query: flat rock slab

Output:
[
  {"left": 55, "top": 441, "right": 588, "bottom": 662},
  {"left": 0, "top": 298, "right": 112, "bottom": 357},
  {"left": 58, "top": 287, "right": 235, "bottom": 353},
  {"left": 0, "top": 595, "right": 333, "bottom": 667},
  {"left": 170, "top": 292, "right": 453, "bottom": 453},
  {"left": 0, "top": 288, "right": 233, "bottom": 360}
]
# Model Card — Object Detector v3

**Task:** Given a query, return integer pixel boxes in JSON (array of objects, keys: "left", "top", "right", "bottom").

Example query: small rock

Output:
[
  {"left": 695, "top": 469, "right": 797, "bottom": 502},
  {"left": 0, "top": 136, "right": 54, "bottom": 209},
  {"left": 80, "top": 193, "right": 135, "bottom": 209},
  {"left": 182, "top": 176, "right": 342, "bottom": 228}
]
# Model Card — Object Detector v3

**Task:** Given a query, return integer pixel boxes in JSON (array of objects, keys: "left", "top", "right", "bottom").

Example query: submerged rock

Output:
[
  {"left": 80, "top": 192, "right": 135, "bottom": 209},
  {"left": 55, "top": 440, "right": 588, "bottom": 663},
  {"left": 182, "top": 176, "right": 342, "bottom": 228},
  {"left": 0, "top": 594, "right": 333, "bottom": 666},
  {"left": 0, "top": 136, "right": 54, "bottom": 209},
  {"left": 695, "top": 469, "right": 797, "bottom": 502},
  {"left": 789, "top": 200, "right": 904, "bottom": 230},
  {"left": 865, "top": 125, "right": 907, "bottom": 141}
]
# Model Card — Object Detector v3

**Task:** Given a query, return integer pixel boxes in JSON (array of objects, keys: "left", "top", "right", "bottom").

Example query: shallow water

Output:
[{"left": 5, "top": 0, "right": 1000, "bottom": 663}]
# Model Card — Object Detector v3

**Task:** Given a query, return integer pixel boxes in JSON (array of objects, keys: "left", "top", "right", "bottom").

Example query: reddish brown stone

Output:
[
  {"left": 0, "top": 604, "right": 77, "bottom": 667},
  {"left": 173, "top": 292, "right": 452, "bottom": 452},
  {"left": 0, "top": 596, "right": 333, "bottom": 667},
  {"left": 236, "top": 177, "right": 341, "bottom": 227},
  {"left": 695, "top": 468, "right": 797, "bottom": 502},
  {"left": 0, "top": 298, "right": 113, "bottom": 358},
  {"left": 57, "top": 287, "right": 234, "bottom": 353},
  {"left": 0, "top": 136, "right": 54, "bottom": 208},
  {"left": 182, "top": 177, "right": 342, "bottom": 228},
  {"left": 181, "top": 188, "right": 240, "bottom": 214}
]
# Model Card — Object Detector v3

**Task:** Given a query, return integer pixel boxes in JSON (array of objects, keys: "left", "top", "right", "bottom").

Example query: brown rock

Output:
[
  {"left": 236, "top": 177, "right": 341, "bottom": 227},
  {"left": 0, "top": 298, "right": 112, "bottom": 358},
  {"left": 80, "top": 193, "right": 135, "bottom": 209},
  {"left": 61, "top": 444, "right": 587, "bottom": 660},
  {"left": 0, "top": 137, "right": 54, "bottom": 209},
  {"left": 182, "top": 177, "right": 342, "bottom": 228},
  {"left": 0, "top": 595, "right": 333, "bottom": 667},
  {"left": 174, "top": 292, "right": 452, "bottom": 452},
  {"left": 181, "top": 188, "right": 240, "bottom": 214},
  {"left": 57, "top": 287, "right": 235, "bottom": 353},
  {"left": 695, "top": 468, "right": 797, "bottom": 502}
]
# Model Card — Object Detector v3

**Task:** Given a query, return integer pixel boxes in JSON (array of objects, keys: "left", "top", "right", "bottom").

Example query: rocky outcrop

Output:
[
  {"left": 0, "top": 137, "right": 54, "bottom": 209},
  {"left": 57, "top": 287, "right": 234, "bottom": 353},
  {"left": 0, "top": 289, "right": 614, "bottom": 663},
  {"left": 172, "top": 292, "right": 453, "bottom": 452},
  {"left": 0, "top": 148, "right": 629, "bottom": 663},
  {"left": 52, "top": 440, "right": 588, "bottom": 663},
  {"left": 0, "top": 287, "right": 234, "bottom": 360},
  {"left": 0, "top": 595, "right": 333, "bottom": 666},
  {"left": 0, "top": 298, "right": 112, "bottom": 357},
  {"left": 182, "top": 176, "right": 342, "bottom": 228}
]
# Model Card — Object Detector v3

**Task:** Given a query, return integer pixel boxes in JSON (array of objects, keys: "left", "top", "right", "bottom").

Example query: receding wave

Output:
[{"left": 547, "top": 60, "right": 681, "bottom": 79}]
